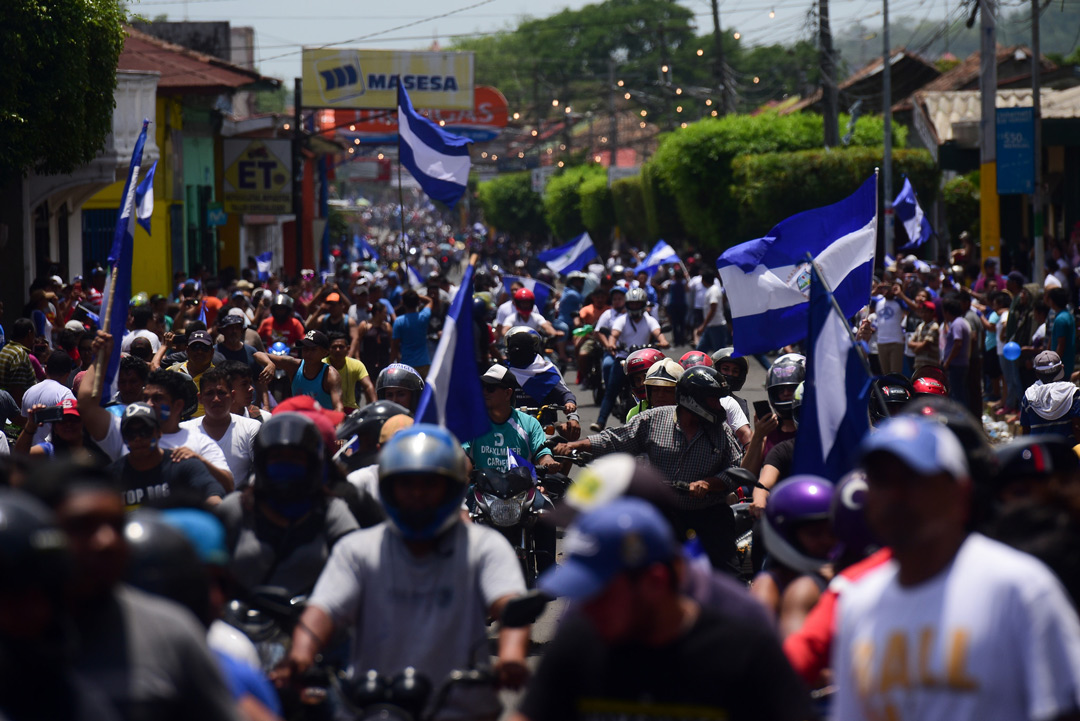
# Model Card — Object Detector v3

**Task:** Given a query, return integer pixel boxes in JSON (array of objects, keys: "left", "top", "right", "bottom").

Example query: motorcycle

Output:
[
  {"left": 468, "top": 465, "right": 571, "bottom": 588},
  {"left": 339, "top": 667, "right": 498, "bottom": 721}
]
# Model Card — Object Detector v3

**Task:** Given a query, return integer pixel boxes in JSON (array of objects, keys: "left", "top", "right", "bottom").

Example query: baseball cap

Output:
[
  {"left": 59, "top": 398, "right": 80, "bottom": 418},
  {"left": 187, "top": 330, "right": 213, "bottom": 347},
  {"left": 298, "top": 330, "right": 330, "bottom": 349},
  {"left": 480, "top": 364, "right": 518, "bottom": 389},
  {"left": 235, "top": 280, "right": 254, "bottom": 291},
  {"left": 354, "top": 284, "right": 370, "bottom": 295},
  {"left": 218, "top": 312, "right": 244, "bottom": 328},
  {"left": 538, "top": 497, "right": 680, "bottom": 601},
  {"left": 921, "top": 300, "right": 936, "bottom": 313},
  {"left": 325, "top": 292, "right": 342, "bottom": 303},
  {"left": 273, "top": 395, "right": 344, "bottom": 447},
  {"left": 121, "top": 402, "right": 159, "bottom": 433},
  {"left": 549, "top": 454, "right": 676, "bottom": 527},
  {"left": 1034, "top": 350, "right": 1064, "bottom": 382},
  {"left": 995, "top": 436, "right": 1079, "bottom": 483},
  {"left": 64, "top": 320, "right": 86, "bottom": 333},
  {"left": 859, "top": 415, "right": 969, "bottom": 482}
]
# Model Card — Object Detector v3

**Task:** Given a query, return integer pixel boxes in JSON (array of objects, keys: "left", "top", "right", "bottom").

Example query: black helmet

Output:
[
  {"left": 625, "top": 288, "right": 648, "bottom": 319},
  {"left": 124, "top": 510, "right": 212, "bottom": 626},
  {"left": 675, "top": 366, "right": 730, "bottom": 425},
  {"left": 869, "top": 375, "right": 914, "bottom": 426},
  {"left": 376, "top": 364, "right": 425, "bottom": 404},
  {"left": 0, "top": 489, "right": 70, "bottom": 596},
  {"left": 271, "top": 293, "right": 294, "bottom": 311},
  {"left": 766, "top": 355, "right": 805, "bottom": 419},
  {"left": 253, "top": 414, "right": 326, "bottom": 519},
  {"left": 336, "top": 400, "right": 412, "bottom": 441},
  {"left": 505, "top": 326, "right": 543, "bottom": 368},
  {"left": 710, "top": 347, "right": 749, "bottom": 392}
]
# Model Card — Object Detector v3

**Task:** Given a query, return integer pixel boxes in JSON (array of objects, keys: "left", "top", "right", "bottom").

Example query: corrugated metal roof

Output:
[{"left": 917, "top": 87, "right": 1080, "bottom": 144}]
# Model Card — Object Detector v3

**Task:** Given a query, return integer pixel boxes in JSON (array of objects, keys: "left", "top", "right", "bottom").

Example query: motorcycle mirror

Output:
[{"left": 501, "top": 590, "right": 554, "bottom": 628}]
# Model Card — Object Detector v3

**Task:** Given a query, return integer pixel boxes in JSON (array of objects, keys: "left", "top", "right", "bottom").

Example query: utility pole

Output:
[
  {"left": 533, "top": 63, "right": 542, "bottom": 163},
  {"left": 979, "top": 0, "right": 1000, "bottom": 265},
  {"left": 821, "top": 0, "right": 839, "bottom": 146},
  {"left": 710, "top": 0, "right": 731, "bottom": 115},
  {"left": 293, "top": 77, "right": 304, "bottom": 276},
  {"left": 608, "top": 58, "right": 619, "bottom": 170},
  {"left": 882, "top": 0, "right": 894, "bottom": 259},
  {"left": 1032, "top": 0, "right": 1044, "bottom": 280}
]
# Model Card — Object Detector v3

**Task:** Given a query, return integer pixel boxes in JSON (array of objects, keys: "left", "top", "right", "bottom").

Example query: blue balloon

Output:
[{"left": 1003, "top": 341, "right": 1022, "bottom": 361}]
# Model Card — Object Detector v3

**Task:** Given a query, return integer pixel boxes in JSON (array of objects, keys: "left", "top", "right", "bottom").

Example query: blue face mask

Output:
[
  {"left": 267, "top": 497, "right": 314, "bottom": 521},
  {"left": 265, "top": 462, "right": 309, "bottom": 486}
]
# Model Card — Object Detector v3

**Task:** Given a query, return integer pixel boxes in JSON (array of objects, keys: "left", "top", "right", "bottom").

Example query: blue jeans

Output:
[
  {"left": 697, "top": 325, "right": 731, "bottom": 354},
  {"left": 948, "top": 365, "right": 969, "bottom": 409},
  {"left": 1001, "top": 357, "right": 1022, "bottom": 411},
  {"left": 596, "top": 353, "right": 625, "bottom": 427}
]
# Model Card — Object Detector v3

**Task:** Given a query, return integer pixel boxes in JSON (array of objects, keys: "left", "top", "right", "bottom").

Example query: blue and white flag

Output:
[
  {"left": 406, "top": 263, "right": 425, "bottom": 289},
  {"left": 354, "top": 234, "right": 380, "bottom": 260},
  {"left": 501, "top": 275, "right": 553, "bottom": 312},
  {"left": 415, "top": 263, "right": 491, "bottom": 443},
  {"left": 633, "top": 239, "right": 679, "bottom": 276},
  {"left": 791, "top": 268, "right": 871, "bottom": 481},
  {"left": 507, "top": 355, "right": 563, "bottom": 404},
  {"left": 883, "top": 253, "right": 895, "bottom": 270},
  {"left": 507, "top": 446, "right": 537, "bottom": 481},
  {"left": 98, "top": 120, "right": 150, "bottom": 405},
  {"left": 397, "top": 85, "right": 473, "bottom": 209},
  {"left": 716, "top": 175, "right": 877, "bottom": 357},
  {"left": 256, "top": 251, "right": 273, "bottom": 281},
  {"left": 135, "top": 160, "right": 156, "bottom": 235},
  {"left": 198, "top": 299, "right": 207, "bottom": 326},
  {"left": 894, "top": 176, "right": 934, "bottom": 251},
  {"left": 537, "top": 232, "right": 597, "bottom": 275}
]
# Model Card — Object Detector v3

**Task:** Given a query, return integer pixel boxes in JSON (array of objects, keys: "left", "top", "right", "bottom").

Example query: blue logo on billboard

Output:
[
  {"left": 320, "top": 65, "right": 359, "bottom": 92},
  {"left": 366, "top": 74, "right": 460, "bottom": 92}
]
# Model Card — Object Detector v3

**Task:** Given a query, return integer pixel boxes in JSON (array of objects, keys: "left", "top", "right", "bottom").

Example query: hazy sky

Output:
[{"left": 137, "top": 0, "right": 951, "bottom": 83}]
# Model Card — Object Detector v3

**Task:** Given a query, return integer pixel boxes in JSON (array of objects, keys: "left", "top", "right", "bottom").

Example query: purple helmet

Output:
[
  {"left": 761, "top": 475, "right": 835, "bottom": 574},
  {"left": 828, "top": 470, "right": 880, "bottom": 564}
]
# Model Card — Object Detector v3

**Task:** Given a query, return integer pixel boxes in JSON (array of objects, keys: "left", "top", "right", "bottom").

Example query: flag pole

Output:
[
  {"left": 396, "top": 148, "right": 409, "bottom": 279},
  {"left": 90, "top": 261, "right": 121, "bottom": 400}
]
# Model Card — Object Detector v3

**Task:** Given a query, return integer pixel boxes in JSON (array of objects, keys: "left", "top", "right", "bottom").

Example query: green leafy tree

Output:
[
  {"left": 942, "top": 171, "right": 980, "bottom": 241},
  {"left": 476, "top": 172, "right": 547, "bottom": 240},
  {"left": 611, "top": 176, "right": 649, "bottom": 246},
  {"left": 579, "top": 171, "right": 615, "bottom": 243},
  {"left": 543, "top": 165, "right": 607, "bottom": 240},
  {"left": 0, "top": 0, "right": 127, "bottom": 177}
]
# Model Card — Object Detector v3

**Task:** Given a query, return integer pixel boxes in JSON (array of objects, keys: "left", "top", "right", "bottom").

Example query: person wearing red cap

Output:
[{"left": 14, "top": 399, "right": 99, "bottom": 462}]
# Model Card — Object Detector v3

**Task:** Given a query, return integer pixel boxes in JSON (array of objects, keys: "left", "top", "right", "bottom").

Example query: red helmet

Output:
[
  {"left": 679, "top": 351, "right": 714, "bottom": 370},
  {"left": 912, "top": 376, "right": 947, "bottom": 396},
  {"left": 513, "top": 287, "right": 535, "bottom": 310},
  {"left": 625, "top": 348, "right": 666, "bottom": 377}
]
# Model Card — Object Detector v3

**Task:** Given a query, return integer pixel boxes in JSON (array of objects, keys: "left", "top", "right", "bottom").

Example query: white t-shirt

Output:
[
  {"left": 500, "top": 309, "right": 547, "bottom": 332},
  {"left": 611, "top": 313, "right": 660, "bottom": 346},
  {"left": 180, "top": 414, "right": 261, "bottom": 488},
  {"left": 995, "top": 310, "right": 1009, "bottom": 356},
  {"left": 833, "top": 533, "right": 1080, "bottom": 721},
  {"left": 704, "top": 283, "right": 727, "bottom": 327},
  {"left": 596, "top": 307, "right": 624, "bottom": 333},
  {"left": 121, "top": 329, "right": 162, "bottom": 353},
  {"left": 494, "top": 300, "right": 516, "bottom": 329},
  {"left": 346, "top": 463, "right": 380, "bottom": 501},
  {"left": 871, "top": 296, "right": 906, "bottom": 345},
  {"left": 98, "top": 415, "right": 231, "bottom": 473},
  {"left": 20, "top": 378, "right": 74, "bottom": 445},
  {"left": 687, "top": 275, "right": 708, "bottom": 310},
  {"left": 721, "top": 396, "right": 749, "bottom": 434}
]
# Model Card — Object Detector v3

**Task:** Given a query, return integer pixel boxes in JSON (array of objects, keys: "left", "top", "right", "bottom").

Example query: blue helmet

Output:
[
  {"left": 378, "top": 424, "right": 467, "bottom": 541},
  {"left": 268, "top": 341, "right": 290, "bottom": 356}
]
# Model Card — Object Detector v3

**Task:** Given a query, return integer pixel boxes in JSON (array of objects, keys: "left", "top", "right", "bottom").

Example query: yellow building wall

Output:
[
  {"left": 84, "top": 97, "right": 182, "bottom": 298},
  {"left": 215, "top": 135, "right": 242, "bottom": 273}
]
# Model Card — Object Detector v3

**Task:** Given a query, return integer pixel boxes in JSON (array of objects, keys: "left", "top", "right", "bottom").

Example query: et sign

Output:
[{"left": 223, "top": 140, "right": 292, "bottom": 215}]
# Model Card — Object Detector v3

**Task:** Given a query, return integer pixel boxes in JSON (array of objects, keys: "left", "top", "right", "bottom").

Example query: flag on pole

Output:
[
  {"left": 791, "top": 267, "right": 872, "bottom": 480},
  {"left": 406, "top": 264, "right": 425, "bottom": 289},
  {"left": 716, "top": 175, "right": 877, "bottom": 357},
  {"left": 501, "top": 275, "right": 553, "bottom": 312},
  {"left": 537, "top": 232, "right": 597, "bottom": 275},
  {"left": 98, "top": 120, "right": 150, "bottom": 405},
  {"left": 354, "top": 233, "right": 380, "bottom": 260},
  {"left": 397, "top": 85, "right": 473, "bottom": 208},
  {"left": 198, "top": 299, "right": 208, "bottom": 326},
  {"left": 894, "top": 176, "right": 934, "bottom": 251},
  {"left": 256, "top": 251, "right": 273, "bottom": 281},
  {"left": 633, "top": 239, "right": 680, "bottom": 276},
  {"left": 415, "top": 262, "right": 491, "bottom": 442},
  {"left": 135, "top": 160, "right": 157, "bottom": 235},
  {"left": 507, "top": 355, "right": 563, "bottom": 404}
]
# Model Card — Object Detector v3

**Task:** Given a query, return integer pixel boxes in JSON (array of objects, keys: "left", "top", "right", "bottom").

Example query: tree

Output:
[
  {"left": 0, "top": 0, "right": 127, "bottom": 178},
  {"left": 476, "top": 172, "right": 547, "bottom": 240}
]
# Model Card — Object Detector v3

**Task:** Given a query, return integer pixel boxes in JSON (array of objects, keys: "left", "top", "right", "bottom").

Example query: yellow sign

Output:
[
  {"left": 301, "top": 49, "right": 474, "bottom": 111},
  {"left": 223, "top": 140, "right": 292, "bottom": 215}
]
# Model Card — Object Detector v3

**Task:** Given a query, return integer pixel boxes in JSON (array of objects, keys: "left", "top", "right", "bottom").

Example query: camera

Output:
[{"left": 33, "top": 406, "right": 66, "bottom": 424}]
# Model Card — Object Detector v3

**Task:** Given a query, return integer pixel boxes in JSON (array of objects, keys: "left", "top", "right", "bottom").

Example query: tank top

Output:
[
  {"left": 320, "top": 314, "right": 350, "bottom": 337},
  {"left": 361, "top": 322, "right": 391, "bottom": 379},
  {"left": 291, "top": 360, "right": 333, "bottom": 407}
]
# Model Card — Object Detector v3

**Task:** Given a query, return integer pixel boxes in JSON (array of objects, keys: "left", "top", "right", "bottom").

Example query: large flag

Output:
[
  {"left": 716, "top": 175, "right": 877, "bottom": 357},
  {"left": 894, "top": 176, "right": 934, "bottom": 251},
  {"left": 537, "top": 232, "right": 597, "bottom": 275},
  {"left": 501, "top": 275, "right": 553, "bottom": 311},
  {"left": 98, "top": 120, "right": 150, "bottom": 404},
  {"left": 256, "top": 251, "right": 273, "bottom": 281},
  {"left": 397, "top": 85, "right": 473, "bottom": 208},
  {"left": 791, "top": 268, "right": 872, "bottom": 480},
  {"left": 507, "top": 355, "right": 563, "bottom": 404},
  {"left": 406, "top": 263, "right": 425, "bottom": 289},
  {"left": 354, "top": 233, "right": 380, "bottom": 260},
  {"left": 415, "top": 262, "right": 491, "bottom": 443},
  {"left": 135, "top": 160, "right": 157, "bottom": 235},
  {"left": 633, "top": 239, "right": 680, "bottom": 276}
]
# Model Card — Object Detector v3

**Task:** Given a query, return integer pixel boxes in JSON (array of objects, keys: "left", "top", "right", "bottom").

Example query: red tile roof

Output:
[{"left": 119, "top": 26, "right": 278, "bottom": 94}]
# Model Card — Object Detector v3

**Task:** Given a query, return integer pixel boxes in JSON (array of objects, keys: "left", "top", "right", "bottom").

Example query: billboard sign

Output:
[
  {"left": 302, "top": 49, "right": 474, "bottom": 111},
  {"left": 336, "top": 86, "right": 508, "bottom": 144},
  {"left": 223, "top": 140, "right": 292, "bottom": 215},
  {"left": 996, "top": 107, "right": 1035, "bottom": 195}
]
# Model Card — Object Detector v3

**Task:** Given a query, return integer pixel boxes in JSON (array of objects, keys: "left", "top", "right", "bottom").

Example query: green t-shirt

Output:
[
  {"left": 625, "top": 399, "right": 649, "bottom": 423},
  {"left": 463, "top": 409, "right": 553, "bottom": 471}
]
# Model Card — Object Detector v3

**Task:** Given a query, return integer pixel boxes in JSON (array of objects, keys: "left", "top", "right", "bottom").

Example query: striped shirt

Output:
[{"left": 0, "top": 342, "right": 35, "bottom": 396}]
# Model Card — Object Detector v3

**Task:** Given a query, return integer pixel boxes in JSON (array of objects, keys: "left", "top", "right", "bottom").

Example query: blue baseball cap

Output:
[
  {"left": 859, "top": 415, "right": 969, "bottom": 482},
  {"left": 538, "top": 497, "right": 679, "bottom": 601},
  {"left": 160, "top": 508, "right": 228, "bottom": 566}
]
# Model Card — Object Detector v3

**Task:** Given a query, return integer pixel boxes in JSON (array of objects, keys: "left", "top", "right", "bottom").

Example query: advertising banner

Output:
[
  {"left": 337, "top": 86, "right": 508, "bottom": 143},
  {"left": 223, "top": 140, "right": 292, "bottom": 215},
  {"left": 996, "top": 107, "right": 1035, "bottom": 195},
  {"left": 302, "top": 49, "right": 474, "bottom": 111}
]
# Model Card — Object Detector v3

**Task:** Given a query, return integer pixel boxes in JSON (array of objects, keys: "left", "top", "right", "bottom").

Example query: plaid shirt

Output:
[
  {"left": 588, "top": 405, "right": 743, "bottom": 510},
  {"left": 0, "top": 342, "right": 35, "bottom": 395}
]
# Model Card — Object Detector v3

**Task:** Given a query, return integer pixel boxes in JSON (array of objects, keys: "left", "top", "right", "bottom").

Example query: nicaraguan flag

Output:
[
  {"left": 507, "top": 356, "right": 563, "bottom": 404},
  {"left": 633, "top": 239, "right": 679, "bottom": 276},
  {"left": 791, "top": 268, "right": 871, "bottom": 480},
  {"left": 135, "top": 160, "right": 156, "bottom": 235},
  {"left": 507, "top": 446, "right": 537, "bottom": 481},
  {"left": 397, "top": 85, "right": 473, "bottom": 208},
  {"left": 256, "top": 251, "right": 273, "bottom": 281},
  {"left": 537, "top": 232, "right": 597, "bottom": 275},
  {"left": 894, "top": 176, "right": 934, "bottom": 251},
  {"left": 99, "top": 119, "right": 149, "bottom": 405},
  {"left": 354, "top": 234, "right": 380, "bottom": 260},
  {"left": 502, "top": 275, "right": 553, "bottom": 311},
  {"left": 416, "top": 262, "right": 491, "bottom": 442},
  {"left": 406, "top": 263, "right": 425, "bottom": 289},
  {"left": 716, "top": 175, "right": 877, "bottom": 357}
]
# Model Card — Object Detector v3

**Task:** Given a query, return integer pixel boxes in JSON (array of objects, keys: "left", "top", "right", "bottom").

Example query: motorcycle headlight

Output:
[{"left": 487, "top": 490, "right": 529, "bottom": 527}]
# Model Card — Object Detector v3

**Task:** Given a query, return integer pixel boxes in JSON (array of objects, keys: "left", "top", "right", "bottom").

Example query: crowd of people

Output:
[{"left": 2, "top": 231, "right": 1080, "bottom": 721}]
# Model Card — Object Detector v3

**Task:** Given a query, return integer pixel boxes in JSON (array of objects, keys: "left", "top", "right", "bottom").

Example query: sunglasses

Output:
[
  {"left": 481, "top": 384, "right": 508, "bottom": 393},
  {"left": 122, "top": 424, "right": 156, "bottom": 441}
]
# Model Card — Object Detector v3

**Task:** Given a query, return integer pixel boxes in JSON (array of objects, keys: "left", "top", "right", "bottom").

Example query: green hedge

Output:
[
  {"left": 611, "top": 176, "right": 649, "bottom": 247},
  {"left": 543, "top": 165, "right": 607, "bottom": 240},
  {"left": 942, "top": 170, "right": 980, "bottom": 241},
  {"left": 640, "top": 161, "right": 684, "bottom": 243},
  {"left": 730, "top": 147, "right": 940, "bottom": 242},
  {"left": 475, "top": 171, "right": 547, "bottom": 240},
  {"left": 579, "top": 171, "right": 616, "bottom": 242}
]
